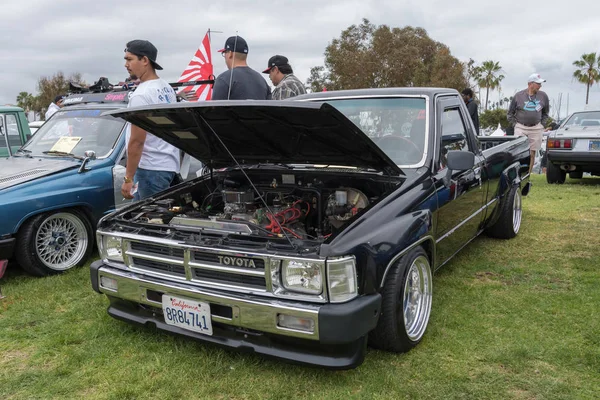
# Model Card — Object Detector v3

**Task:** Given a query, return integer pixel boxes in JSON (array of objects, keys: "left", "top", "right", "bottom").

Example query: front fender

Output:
[{"left": 320, "top": 209, "right": 434, "bottom": 293}]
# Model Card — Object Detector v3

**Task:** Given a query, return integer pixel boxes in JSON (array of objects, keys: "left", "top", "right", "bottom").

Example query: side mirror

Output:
[
  {"left": 443, "top": 151, "right": 475, "bottom": 187},
  {"left": 78, "top": 150, "right": 97, "bottom": 173},
  {"left": 446, "top": 150, "right": 475, "bottom": 171}
]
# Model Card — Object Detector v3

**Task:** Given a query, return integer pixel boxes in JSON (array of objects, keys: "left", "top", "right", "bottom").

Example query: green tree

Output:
[
  {"left": 37, "top": 71, "right": 86, "bottom": 118},
  {"left": 16, "top": 91, "right": 36, "bottom": 112},
  {"left": 478, "top": 60, "right": 504, "bottom": 111},
  {"left": 307, "top": 19, "right": 468, "bottom": 91},
  {"left": 464, "top": 58, "right": 482, "bottom": 98},
  {"left": 572, "top": 52, "right": 600, "bottom": 105},
  {"left": 480, "top": 108, "right": 510, "bottom": 130}
]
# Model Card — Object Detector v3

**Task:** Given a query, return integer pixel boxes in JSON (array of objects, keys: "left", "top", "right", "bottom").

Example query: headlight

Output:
[
  {"left": 327, "top": 256, "right": 358, "bottom": 303},
  {"left": 101, "top": 235, "right": 124, "bottom": 263},
  {"left": 281, "top": 260, "right": 323, "bottom": 295}
]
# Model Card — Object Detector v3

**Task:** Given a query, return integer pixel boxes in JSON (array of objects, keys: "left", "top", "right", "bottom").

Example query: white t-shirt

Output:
[
  {"left": 45, "top": 102, "right": 60, "bottom": 120},
  {"left": 125, "top": 78, "right": 180, "bottom": 173}
]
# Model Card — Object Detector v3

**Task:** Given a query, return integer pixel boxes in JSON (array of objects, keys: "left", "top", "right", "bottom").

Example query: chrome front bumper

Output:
[
  {"left": 91, "top": 261, "right": 381, "bottom": 369},
  {"left": 94, "top": 263, "right": 322, "bottom": 340}
]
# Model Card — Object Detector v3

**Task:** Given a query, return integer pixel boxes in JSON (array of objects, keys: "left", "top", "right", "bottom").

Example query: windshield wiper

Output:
[{"left": 42, "top": 151, "right": 83, "bottom": 159}]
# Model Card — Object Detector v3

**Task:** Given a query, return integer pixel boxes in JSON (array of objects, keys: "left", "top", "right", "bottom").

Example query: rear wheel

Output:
[
  {"left": 369, "top": 246, "right": 432, "bottom": 352},
  {"left": 546, "top": 162, "right": 566, "bottom": 184},
  {"left": 486, "top": 185, "right": 522, "bottom": 239},
  {"left": 16, "top": 210, "right": 93, "bottom": 276},
  {"left": 569, "top": 170, "right": 583, "bottom": 179}
]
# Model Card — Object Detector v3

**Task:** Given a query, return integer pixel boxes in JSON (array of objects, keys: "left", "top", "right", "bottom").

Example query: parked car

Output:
[
  {"left": 28, "top": 120, "right": 45, "bottom": 135},
  {"left": 0, "top": 89, "right": 205, "bottom": 278},
  {"left": 0, "top": 106, "right": 32, "bottom": 157},
  {"left": 90, "top": 88, "right": 531, "bottom": 368},
  {"left": 546, "top": 110, "right": 600, "bottom": 183}
]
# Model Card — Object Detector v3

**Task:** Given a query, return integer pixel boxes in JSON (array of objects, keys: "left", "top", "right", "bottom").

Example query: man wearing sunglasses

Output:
[
  {"left": 507, "top": 73, "right": 550, "bottom": 174},
  {"left": 262, "top": 55, "right": 307, "bottom": 100},
  {"left": 213, "top": 36, "right": 271, "bottom": 100},
  {"left": 121, "top": 39, "right": 180, "bottom": 200}
]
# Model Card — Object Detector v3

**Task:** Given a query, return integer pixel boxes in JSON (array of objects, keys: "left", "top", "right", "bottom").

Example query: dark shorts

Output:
[{"left": 133, "top": 168, "right": 176, "bottom": 200}]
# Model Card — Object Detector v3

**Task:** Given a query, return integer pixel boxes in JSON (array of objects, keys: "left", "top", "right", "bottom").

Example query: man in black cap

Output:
[
  {"left": 263, "top": 55, "right": 306, "bottom": 100},
  {"left": 212, "top": 36, "right": 271, "bottom": 100},
  {"left": 121, "top": 39, "right": 180, "bottom": 201}
]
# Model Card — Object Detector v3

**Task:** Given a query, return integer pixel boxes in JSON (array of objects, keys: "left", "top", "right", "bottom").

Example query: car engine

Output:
[{"left": 123, "top": 180, "right": 371, "bottom": 241}]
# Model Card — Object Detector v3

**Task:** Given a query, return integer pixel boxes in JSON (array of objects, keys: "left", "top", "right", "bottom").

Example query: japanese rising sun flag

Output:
[{"left": 177, "top": 32, "right": 214, "bottom": 100}]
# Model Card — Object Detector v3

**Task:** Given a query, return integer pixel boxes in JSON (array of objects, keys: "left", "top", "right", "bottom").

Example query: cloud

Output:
[{"left": 2, "top": 0, "right": 600, "bottom": 116}]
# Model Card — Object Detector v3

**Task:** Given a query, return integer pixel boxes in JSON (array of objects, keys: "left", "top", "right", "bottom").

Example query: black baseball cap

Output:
[
  {"left": 125, "top": 39, "right": 163, "bottom": 70},
  {"left": 262, "top": 55, "right": 289, "bottom": 74},
  {"left": 54, "top": 95, "right": 65, "bottom": 103},
  {"left": 217, "top": 36, "right": 249, "bottom": 54}
]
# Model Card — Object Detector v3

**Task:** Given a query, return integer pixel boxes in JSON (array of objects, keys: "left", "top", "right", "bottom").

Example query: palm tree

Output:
[
  {"left": 572, "top": 52, "right": 600, "bottom": 105},
  {"left": 478, "top": 60, "right": 505, "bottom": 111}
]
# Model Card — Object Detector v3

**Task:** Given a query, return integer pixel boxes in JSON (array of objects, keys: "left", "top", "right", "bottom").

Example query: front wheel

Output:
[
  {"left": 369, "top": 246, "right": 432, "bottom": 352},
  {"left": 16, "top": 210, "right": 93, "bottom": 276}
]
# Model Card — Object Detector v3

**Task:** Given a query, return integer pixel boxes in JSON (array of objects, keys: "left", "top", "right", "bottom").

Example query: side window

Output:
[
  {"left": 439, "top": 108, "right": 471, "bottom": 169},
  {"left": 6, "top": 114, "right": 24, "bottom": 147}
]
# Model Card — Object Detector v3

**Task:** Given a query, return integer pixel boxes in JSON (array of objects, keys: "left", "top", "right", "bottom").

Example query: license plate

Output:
[
  {"left": 162, "top": 295, "right": 213, "bottom": 335},
  {"left": 589, "top": 140, "right": 600, "bottom": 151}
]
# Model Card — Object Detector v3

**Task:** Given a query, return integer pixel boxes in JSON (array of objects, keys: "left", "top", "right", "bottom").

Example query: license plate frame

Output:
[
  {"left": 589, "top": 140, "right": 600, "bottom": 151},
  {"left": 162, "top": 295, "right": 213, "bottom": 336}
]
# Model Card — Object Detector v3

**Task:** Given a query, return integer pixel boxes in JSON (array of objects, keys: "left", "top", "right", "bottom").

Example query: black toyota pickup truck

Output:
[{"left": 90, "top": 88, "right": 531, "bottom": 369}]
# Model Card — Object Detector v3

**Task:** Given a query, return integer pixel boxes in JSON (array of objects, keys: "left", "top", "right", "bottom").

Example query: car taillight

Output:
[{"left": 548, "top": 139, "right": 572, "bottom": 149}]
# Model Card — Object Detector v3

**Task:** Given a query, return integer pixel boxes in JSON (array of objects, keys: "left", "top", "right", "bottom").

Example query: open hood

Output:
[{"left": 104, "top": 101, "right": 403, "bottom": 175}]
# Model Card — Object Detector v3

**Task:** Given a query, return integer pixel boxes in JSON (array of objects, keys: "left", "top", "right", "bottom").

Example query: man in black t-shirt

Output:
[
  {"left": 461, "top": 88, "right": 479, "bottom": 135},
  {"left": 212, "top": 36, "right": 271, "bottom": 100}
]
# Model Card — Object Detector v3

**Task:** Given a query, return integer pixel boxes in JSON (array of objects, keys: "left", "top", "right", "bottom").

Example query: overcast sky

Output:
[{"left": 2, "top": 0, "right": 600, "bottom": 120}]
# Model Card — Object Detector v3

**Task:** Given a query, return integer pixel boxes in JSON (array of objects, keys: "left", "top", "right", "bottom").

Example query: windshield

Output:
[
  {"left": 22, "top": 109, "right": 126, "bottom": 157},
  {"left": 562, "top": 111, "right": 600, "bottom": 128},
  {"left": 324, "top": 97, "right": 427, "bottom": 166}
]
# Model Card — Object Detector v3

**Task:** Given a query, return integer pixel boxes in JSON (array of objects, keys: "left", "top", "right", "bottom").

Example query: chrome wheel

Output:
[
  {"left": 513, "top": 190, "right": 522, "bottom": 233},
  {"left": 402, "top": 255, "right": 432, "bottom": 342},
  {"left": 35, "top": 212, "right": 89, "bottom": 271}
]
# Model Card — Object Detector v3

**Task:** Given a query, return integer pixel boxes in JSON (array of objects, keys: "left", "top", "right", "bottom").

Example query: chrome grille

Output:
[
  {"left": 125, "top": 240, "right": 268, "bottom": 291},
  {"left": 132, "top": 257, "right": 185, "bottom": 276},
  {"left": 194, "top": 269, "right": 266, "bottom": 288}
]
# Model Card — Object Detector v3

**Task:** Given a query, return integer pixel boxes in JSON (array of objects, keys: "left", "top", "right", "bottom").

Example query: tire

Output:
[
  {"left": 486, "top": 185, "right": 522, "bottom": 239},
  {"left": 369, "top": 246, "right": 432, "bottom": 352},
  {"left": 569, "top": 170, "right": 583, "bottom": 179},
  {"left": 15, "top": 210, "right": 93, "bottom": 277},
  {"left": 546, "top": 162, "right": 566, "bottom": 184}
]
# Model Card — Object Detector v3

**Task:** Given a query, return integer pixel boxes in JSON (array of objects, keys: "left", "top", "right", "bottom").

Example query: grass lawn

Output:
[{"left": 1, "top": 174, "right": 599, "bottom": 400}]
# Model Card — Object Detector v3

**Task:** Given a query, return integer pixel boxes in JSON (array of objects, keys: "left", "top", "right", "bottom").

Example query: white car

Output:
[{"left": 28, "top": 120, "right": 44, "bottom": 135}]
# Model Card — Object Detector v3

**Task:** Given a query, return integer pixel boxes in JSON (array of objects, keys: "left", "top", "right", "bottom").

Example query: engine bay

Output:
[{"left": 118, "top": 171, "right": 391, "bottom": 241}]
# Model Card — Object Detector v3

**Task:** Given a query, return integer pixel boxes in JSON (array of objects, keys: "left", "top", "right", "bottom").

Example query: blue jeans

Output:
[{"left": 133, "top": 168, "right": 176, "bottom": 201}]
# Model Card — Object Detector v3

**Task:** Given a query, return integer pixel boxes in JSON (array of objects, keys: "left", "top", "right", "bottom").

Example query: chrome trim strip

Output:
[
  {"left": 188, "top": 261, "right": 265, "bottom": 277},
  {"left": 379, "top": 235, "right": 435, "bottom": 289},
  {"left": 98, "top": 266, "right": 320, "bottom": 340},
  {"left": 435, "top": 201, "right": 489, "bottom": 244},
  {"left": 126, "top": 250, "right": 185, "bottom": 266}
]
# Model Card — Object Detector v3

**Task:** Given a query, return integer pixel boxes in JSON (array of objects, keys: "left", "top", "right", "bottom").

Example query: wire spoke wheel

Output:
[
  {"left": 402, "top": 255, "right": 432, "bottom": 342},
  {"left": 35, "top": 212, "right": 89, "bottom": 271},
  {"left": 512, "top": 190, "right": 522, "bottom": 234}
]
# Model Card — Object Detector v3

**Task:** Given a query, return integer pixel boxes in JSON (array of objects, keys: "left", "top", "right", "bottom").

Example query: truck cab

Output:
[{"left": 0, "top": 106, "right": 32, "bottom": 157}]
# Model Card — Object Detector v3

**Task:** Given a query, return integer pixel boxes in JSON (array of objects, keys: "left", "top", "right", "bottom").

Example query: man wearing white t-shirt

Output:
[{"left": 121, "top": 39, "right": 180, "bottom": 200}]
